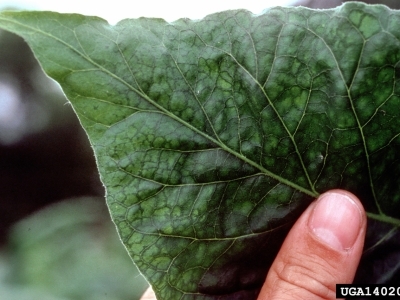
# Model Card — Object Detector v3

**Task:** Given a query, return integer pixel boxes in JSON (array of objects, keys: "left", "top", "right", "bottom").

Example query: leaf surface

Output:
[{"left": 1, "top": 3, "right": 400, "bottom": 298}]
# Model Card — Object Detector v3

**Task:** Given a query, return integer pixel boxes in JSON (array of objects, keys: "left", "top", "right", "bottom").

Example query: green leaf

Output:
[
  {"left": 5, "top": 198, "right": 149, "bottom": 300},
  {"left": 0, "top": 2, "right": 399, "bottom": 298}
]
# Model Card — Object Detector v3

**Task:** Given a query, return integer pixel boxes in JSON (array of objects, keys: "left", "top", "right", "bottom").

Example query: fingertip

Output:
[
  {"left": 140, "top": 287, "right": 156, "bottom": 300},
  {"left": 309, "top": 189, "right": 366, "bottom": 251},
  {"left": 258, "top": 189, "right": 367, "bottom": 300}
]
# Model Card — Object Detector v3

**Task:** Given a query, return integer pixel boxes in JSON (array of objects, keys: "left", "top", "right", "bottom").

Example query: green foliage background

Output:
[{"left": 1, "top": 198, "right": 148, "bottom": 300}]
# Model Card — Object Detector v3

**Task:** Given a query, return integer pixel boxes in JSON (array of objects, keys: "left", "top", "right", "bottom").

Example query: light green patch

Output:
[{"left": 359, "top": 13, "right": 381, "bottom": 39}]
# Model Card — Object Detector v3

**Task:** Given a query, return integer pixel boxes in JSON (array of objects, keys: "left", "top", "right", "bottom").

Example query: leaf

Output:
[
  {"left": 6, "top": 198, "right": 149, "bottom": 300},
  {"left": 0, "top": 2, "right": 399, "bottom": 299}
]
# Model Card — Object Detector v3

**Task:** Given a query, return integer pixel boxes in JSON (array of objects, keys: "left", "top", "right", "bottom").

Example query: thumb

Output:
[{"left": 258, "top": 189, "right": 366, "bottom": 300}]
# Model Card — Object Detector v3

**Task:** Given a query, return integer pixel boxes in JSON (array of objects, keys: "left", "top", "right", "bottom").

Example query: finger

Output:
[
  {"left": 258, "top": 189, "right": 367, "bottom": 300},
  {"left": 140, "top": 286, "right": 156, "bottom": 300}
]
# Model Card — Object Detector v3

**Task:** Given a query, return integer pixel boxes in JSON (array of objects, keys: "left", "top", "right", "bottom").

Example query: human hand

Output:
[{"left": 141, "top": 189, "right": 366, "bottom": 300}]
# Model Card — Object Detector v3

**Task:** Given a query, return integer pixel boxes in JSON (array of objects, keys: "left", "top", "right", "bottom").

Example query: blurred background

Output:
[{"left": 0, "top": 0, "right": 399, "bottom": 299}]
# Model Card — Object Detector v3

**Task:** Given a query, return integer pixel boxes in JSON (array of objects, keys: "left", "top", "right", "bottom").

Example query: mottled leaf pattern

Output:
[{"left": 1, "top": 3, "right": 399, "bottom": 299}]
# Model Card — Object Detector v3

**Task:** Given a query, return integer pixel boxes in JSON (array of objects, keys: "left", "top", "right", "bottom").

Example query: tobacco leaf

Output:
[{"left": 1, "top": 3, "right": 399, "bottom": 298}]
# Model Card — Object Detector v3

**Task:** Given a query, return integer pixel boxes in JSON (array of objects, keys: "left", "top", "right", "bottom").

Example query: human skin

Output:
[
  {"left": 141, "top": 189, "right": 367, "bottom": 300},
  {"left": 258, "top": 189, "right": 366, "bottom": 299}
]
